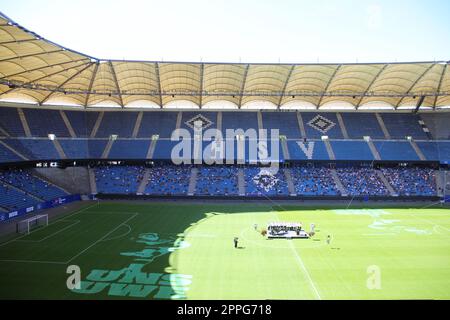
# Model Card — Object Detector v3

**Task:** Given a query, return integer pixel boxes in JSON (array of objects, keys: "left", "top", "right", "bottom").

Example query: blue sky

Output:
[{"left": 2, "top": 0, "right": 449, "bottom": 63}]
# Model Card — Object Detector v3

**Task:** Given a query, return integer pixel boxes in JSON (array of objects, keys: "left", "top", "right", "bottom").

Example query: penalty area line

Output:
[
  {"left": 65, "top": 212, "right": 139, "bottom": 264},
  {"left": 0, "top": 202, "right": 99, "bottom": 248}
]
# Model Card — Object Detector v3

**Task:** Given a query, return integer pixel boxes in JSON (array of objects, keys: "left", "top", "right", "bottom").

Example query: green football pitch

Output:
[{"left": 0, "top": 201, "right": 449, "bottom": 300}]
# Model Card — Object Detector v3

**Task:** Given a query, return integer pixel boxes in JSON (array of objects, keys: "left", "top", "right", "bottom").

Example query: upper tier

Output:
[{"left": 0, "top": 107, "right": 448, "bottom": 140}]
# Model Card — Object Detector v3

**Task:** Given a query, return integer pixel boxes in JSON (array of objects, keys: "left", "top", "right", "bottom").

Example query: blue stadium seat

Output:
[
  {"left": 108, "top": 139, "right": 151, "bottom": 159},
  {"left": 87, "top": 139, "right": 108, "bottom": 158},
  {"left": 374, "top": 141, "right": 419, "bottom": 161},
  {"left": 0, "top": 142, "right": 22, "bottom": 163},
  {"left": 331, "top": 141, "right": 374, "bottom": 160},
  {"left": 262, "top": 112, "right": 301, "bottom": 139},
  {"left": 222, "top": 112, "right": 258, "bottom": 136},
  {"left": 381, "top": 167, "right": 436, "bottom": 196},
  {"left": 341, "top": 113, "right": 384, "bottom": 139},
  {"left": 0, "top": 182, "right": 37, "bottom": 211},
  {"left": 144, "top": 165, "right": 191, "bottom": 195},
  {"left": 287, "top": 140, "right": 329, "bottom": 160},
  {"left": 95, "top": 166, "right": 145, "bottom": 194},
  {"left": 0, "top": 107, "right": 25, "bottom": 137},
  {"left": 244, "top": 167, "right": 289, "bottom": 196},
  {"left": 64, "top": 111, "right": 99, "bottom": 137},
  {"left": 301, "top": 113, "right": 343, "bottom": 139},
  {"left": 59, "top": 139, "right": 90, "bottom": 159},
  {"left": 23, "top": 109, "right": 70, "bottom": 137},
  {"left": 336, "top": 167, "right": 389, "bottom": 196},
  {"left": 380, "top": 113, "right": 428, "bottom": 139},
  {"left": 196, "top": 166, "right": 238, "bottom": 195},
  {"left": 0, "top": 169, "right": 67, "bottom": 201},
  {"left": 290, "top": 165, "right": 339, "bottom": 195},
  {"left": 138, "top": 112, "right": 178, "bottom": 138},
  {"left": 95, "top": 112, "right": 138, "bottom": 138},
  {"left": 3, "top": 138, "right": 60, "bottom": 160},
  {"left": 180, "top": 111, "right": 218, "bottom": 134}
]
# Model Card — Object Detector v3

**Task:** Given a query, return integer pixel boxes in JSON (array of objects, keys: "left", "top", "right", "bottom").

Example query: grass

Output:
[{"left": 0, "top": 201, "right": 448, "bottom": 299}]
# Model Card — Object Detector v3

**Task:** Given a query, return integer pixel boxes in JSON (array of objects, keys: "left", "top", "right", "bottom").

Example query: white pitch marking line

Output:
[
  {"left": 65, "top": 212, "right": 139, "bottom": 264},
  {"left": 269, "top": 211, "right": 321, "bottom": 300},
  {"left": 0, "top": 259, "right": 66, "bottom": 265},
  {"left": 286, "top": 238, "right": 322, "bottom": 300},
  {"left": 100, "top": 224, "right": 132, "bottom": 242},
  {"left": 0, "top": 202, "right": 99, "bottom": 248},
  {"left": 15, "top": 220, "right": 81, "bottom": 243},
  {"left": 408, "top": 214, "right": 450, "bottom": 232}
]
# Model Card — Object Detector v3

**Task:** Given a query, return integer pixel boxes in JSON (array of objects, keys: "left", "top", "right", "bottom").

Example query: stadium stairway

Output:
[
  {"left": 376, "top": 170, "right": 397, "bottom": 196},
  {"left": 284, "top": 168, "right": 297, "bottom": 196},
  {"left": 217, "top": 111, "right": 223, "bottom": 132},
  {"left": 0, "top": 124, "right": 9, "bottom": 137},
  {"left": 59, "top": 110, "right": 77, "bottom": 138},
  {"left": 375, "top": 113, "right": 391, "bottom": 139},
  {"left": 336, "top": 113, "right": 349, "bottom": 139},
  {"left": 132, "top": 111, "right": 144, "bottom": 138},
  {"left": 0, "top": 139, "right": 28, "bottom": 161},
  {"left": 366, "top": 139, "right": 381, "bottom": 160},
  {"left": 238, "top": 168, "right": 246, "bottom": 196},
  {"left": 176, "top": 111, "right": 182, "bottom": 130},
  {"left": 101, "top": 138, "right": 115, "bottom": 159},
  {"left": 88, "top": 167, "right": 97, "bottom": 194},
  {"left": 257, "top": 111, "right": 263, "bottom": 132},
  {"left": 1, "top": 179, "right": 45, "bottom": 202},
  {"left": 324, "top": 140, "right": 336, "bottom": 160},
  {"left": 409, "top": 139, "right": 426, "bottom": 160},
  {"left": 296, "top": 112, "right": 306, "bottom": 138},
  {"left": 330, "top": 169, "right": 348, "bottom": 196},
  {"left": 147, "top": 138, "right": 158, "bottom": 159},
  {"left": 188, "top": 167, "right": 198, "bottom": 196},
  {"left": 17, "top": 108, "right": 32, "bottom": 137},
  {"left": 52, "top": 139, "right": 67, "bottom": 159},
  {"left": 137, "top": 168, "right": 150, "bottom": 194},
  {"left": 280, "top": 139, "right": 290, "bottom": 160},
  {"left": 90, "top": 112, "right": 104, "bottom": 138}
]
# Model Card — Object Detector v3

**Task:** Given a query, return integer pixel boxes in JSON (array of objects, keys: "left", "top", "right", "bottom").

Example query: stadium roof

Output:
[{"left": 0, "top": 12, "right": 449, "bottom": 110}]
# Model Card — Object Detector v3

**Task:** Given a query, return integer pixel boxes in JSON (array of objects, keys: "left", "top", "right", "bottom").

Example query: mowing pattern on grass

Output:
[{"left": 0, "top": 202, "right": 449, "bottom": 299}]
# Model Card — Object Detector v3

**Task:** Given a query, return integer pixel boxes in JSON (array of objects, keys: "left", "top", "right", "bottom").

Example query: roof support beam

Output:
[
  {"left": 83, "top": 62, "right": 99, "bottom": 107},
  {"left": 277, "top": 65, "right": 295, "bottom": 109},
  {"left": 108, "top": 61, "right": 124, "bottom": 108},
  {"left": 433, "top": 63, "right": 448, "bottom": 109},
  {"left": 355, "top": 64, "right": 388, "bottom": 109},
  {"left": 0, "top": 38, "right": 41, "bottom": 45},
  {"left": 155, "top": 62, "right": 163, "bottom": 108},
  {"left": 317, "top": 65, "right": 341, "bottom": 108},
  {"left": 0, "top": 60, "right": 90, "bottom": 96},
  {"left": 198, "top": 63, "right": 204, "bottom": 108},
  {"left": 395, "top": 63, "right": 436, "bottom": 108},
  {"left": 0, "top": 58, "right": 89, "bottom": 80},
  {"left": 0, "top": 49, "right": 63, "bottom": 63},
  {"left": 238, "top": 64, "right": 250, "bottom": 108},
  {"left": 39, "top": 62, "right": 94, "bottom": 105}
]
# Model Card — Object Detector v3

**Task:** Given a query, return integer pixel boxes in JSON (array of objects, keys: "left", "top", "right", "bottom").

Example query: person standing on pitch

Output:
[
  {"left": 234, "top": 237, "right": 239, "bottom": 248},
  {"left": 326, "top": 235, "right": 331, "bottom": 245}
]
